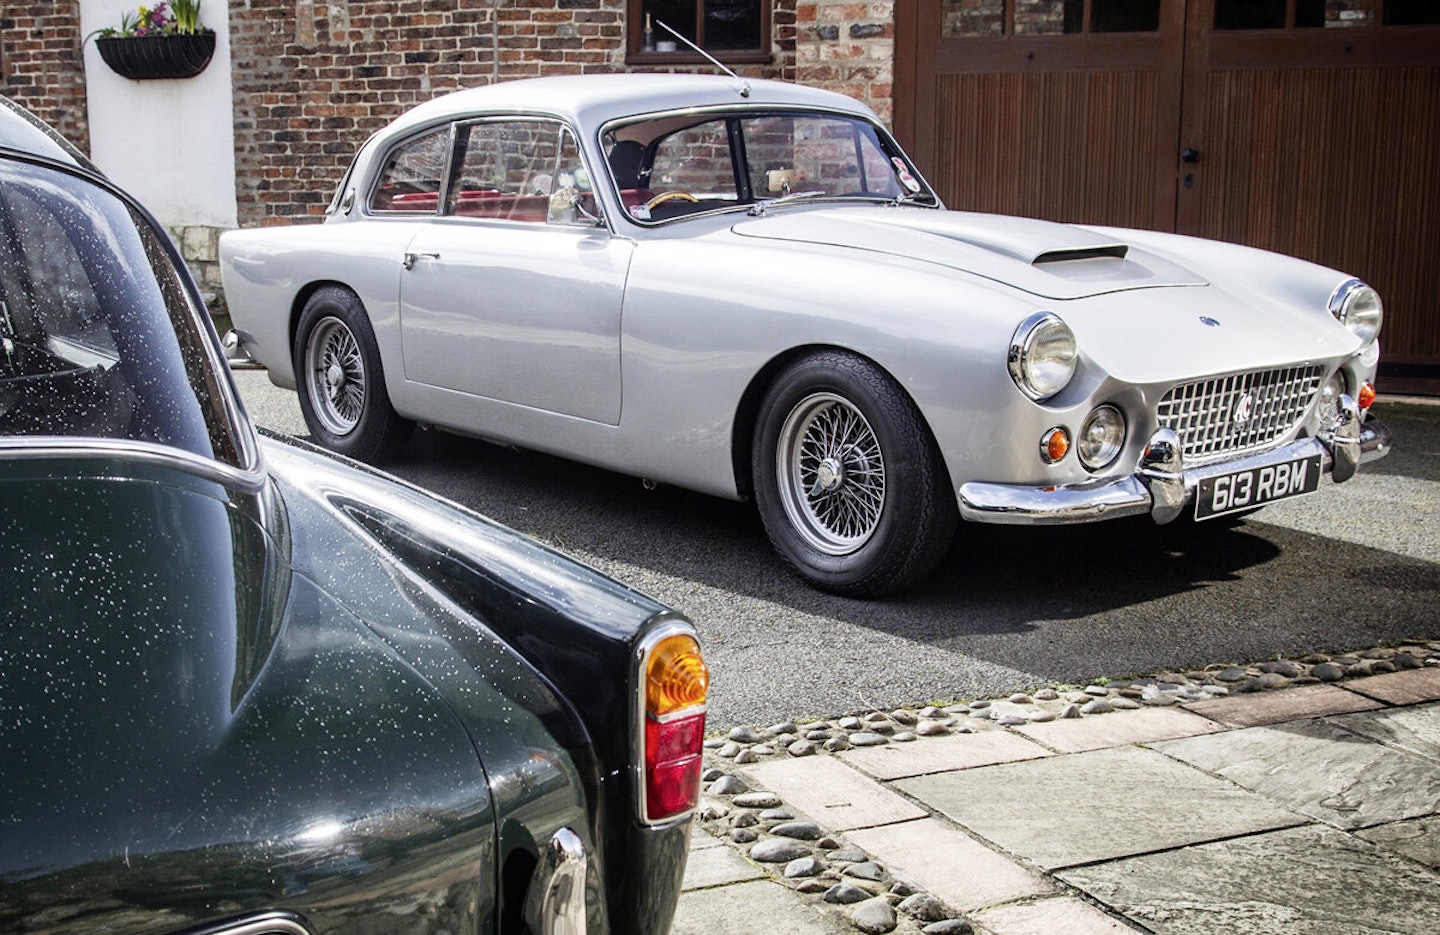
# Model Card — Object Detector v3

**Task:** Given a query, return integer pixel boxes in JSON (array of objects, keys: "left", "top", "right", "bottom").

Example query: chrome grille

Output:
[{"left": 1157, "top": 365, "right": 1324, "bottom": 463}]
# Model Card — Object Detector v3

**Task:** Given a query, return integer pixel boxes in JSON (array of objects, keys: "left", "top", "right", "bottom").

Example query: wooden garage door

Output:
[{"left": 896, "top": 1, "right": 1440, "bottom": 392}]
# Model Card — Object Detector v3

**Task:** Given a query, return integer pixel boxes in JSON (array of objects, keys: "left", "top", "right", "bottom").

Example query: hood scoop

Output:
[
  {"left": 732, "top": 208, "right": 1207, "bottom": 300},
  {"left": 1034, "top": 244, "right": 1128, "bottom": 265}
]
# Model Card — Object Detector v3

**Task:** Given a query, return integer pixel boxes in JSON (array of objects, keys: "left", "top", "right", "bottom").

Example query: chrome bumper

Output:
[
  {"left": 958, "top": 397, "right": 1391, "bottom": 527},
  {"left": 523, "top": 827, "right": 589, "bottom": 935}
]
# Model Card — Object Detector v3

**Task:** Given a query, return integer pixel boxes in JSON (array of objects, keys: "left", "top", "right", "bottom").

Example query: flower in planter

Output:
[{"left": 100, "top": 1, "right": 211, "bottom": 38}]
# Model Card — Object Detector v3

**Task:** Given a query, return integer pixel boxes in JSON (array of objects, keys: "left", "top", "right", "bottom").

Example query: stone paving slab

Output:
[
  {"left": 1326, "top": 700, "right": 1440, "bottom": 763},
  {"left": 740, "top": 756, "right": 927, "bottom": 832},
  {"left": 841, "top": 818, "right": 1053, "bottom": 913},
  {"left": 969, "top": 896, "right": 1135, "bottom": 935},
  {"left": 894, "top": 744, "right": 1305, "bottom": 870},
  {"left": 1154, "top": 717, "right": 1440, "bottom": 830},
  {"left": 1056, "top": 823, "right": 1440, "bottom": 934},
  {"left": 682, "top": 830, "right": 766, "bottom": 890},
  {"left": 1344, "top": 667, "right": 1440, "bottom": 705},
  {"left": 836, "top": 729, "right": 1051, "bottom": 780},
  {"left": 1184, "top": 681, "right": 1385, "bottom": 727},
  {"left": 1011, "top": 704, "right": 1224, "bottom": 752},
  {"left": 1355, "top": 815, "right": 1440, "bottom": 869},
  {"left": 671, "top": 878, "right": 845, "bottom": 934}
]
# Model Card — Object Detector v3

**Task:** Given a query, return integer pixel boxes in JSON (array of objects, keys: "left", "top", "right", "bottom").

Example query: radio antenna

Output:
[{"left": 654, "top": 20, "right": 751, "bottom": 98}]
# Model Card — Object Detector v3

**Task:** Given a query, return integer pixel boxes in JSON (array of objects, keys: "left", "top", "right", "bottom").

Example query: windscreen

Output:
[{"left": 604, "top": 110, "right": 932, "bottom": 222}]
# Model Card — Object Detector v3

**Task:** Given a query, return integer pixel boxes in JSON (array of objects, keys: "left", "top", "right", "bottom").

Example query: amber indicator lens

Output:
[
  {"left": 1041, "top": 427, "right": 1070, "bottom": 464},
  {"left": 1358, "top": 383, "right": 1377, "bottom": 410},
  {"left": 646, "top": 634, "right": 709, "bottom": 716}
]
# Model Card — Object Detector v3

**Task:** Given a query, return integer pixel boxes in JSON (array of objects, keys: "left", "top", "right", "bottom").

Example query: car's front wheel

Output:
[
  {"left": 294, "top": 286, "right": 412, "bottom": 462},
  {"left": 752, "top": 352, "right": 957, "bottom": 597}
]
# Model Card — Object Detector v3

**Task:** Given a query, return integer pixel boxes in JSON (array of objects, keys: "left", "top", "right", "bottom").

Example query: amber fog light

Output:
[
  {"left": 641, "top": 631, "right": 708, "bottom": 824},
  {"left": 1078, "top": 405, "right": 1125, "bottom": 470}
]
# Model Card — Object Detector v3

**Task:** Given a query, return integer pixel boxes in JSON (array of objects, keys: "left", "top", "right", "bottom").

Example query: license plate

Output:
[{"left": 1195, "top": 453, "right": 1323, "bottom": 520}]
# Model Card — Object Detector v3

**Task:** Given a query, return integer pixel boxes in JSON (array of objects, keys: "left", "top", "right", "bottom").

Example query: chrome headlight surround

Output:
[
  {"left": 1008, "top": 312, "right": 1078, "bottom": 401},
  {"left": 1077, "top": 404, "right": 1126, "bottom": 470},
  {"left": 1328, "top": 279, "right": 1383, "bottom": 347}
]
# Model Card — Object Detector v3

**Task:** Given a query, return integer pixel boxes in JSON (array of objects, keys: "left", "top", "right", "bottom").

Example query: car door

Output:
[{"left": 396, "top": 118, "right": 631, "bottom": 426}]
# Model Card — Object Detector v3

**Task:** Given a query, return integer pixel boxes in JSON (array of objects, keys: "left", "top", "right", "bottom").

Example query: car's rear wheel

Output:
[
  {"left": 294, "top": 287, "right": 412, "bottom": 462},
  {"left": 753, "top": 351, "right": 957, "bottom": 597}
]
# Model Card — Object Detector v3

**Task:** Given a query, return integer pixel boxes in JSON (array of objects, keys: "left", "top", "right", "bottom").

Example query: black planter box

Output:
[{"left": 96, "top": 32, "right": 216, "bottom": 80}]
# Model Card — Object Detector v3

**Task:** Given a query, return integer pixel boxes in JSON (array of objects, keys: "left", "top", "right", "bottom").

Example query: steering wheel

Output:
[{"left": 645, "top": 191, "right": 699, "bottom": 211}]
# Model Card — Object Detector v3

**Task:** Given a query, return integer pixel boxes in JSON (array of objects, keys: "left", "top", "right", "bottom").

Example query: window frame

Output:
[{"left": 626, "top": 0, "right": 773, "bottom": 65}]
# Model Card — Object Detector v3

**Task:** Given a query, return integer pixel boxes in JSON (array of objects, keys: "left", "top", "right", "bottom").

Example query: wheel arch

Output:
[
  {"left": 288, "top": 280, "right": 357, "bottom": 351},
  {"left": 730, "top": 343, "right": 954, "bottom": 501}
]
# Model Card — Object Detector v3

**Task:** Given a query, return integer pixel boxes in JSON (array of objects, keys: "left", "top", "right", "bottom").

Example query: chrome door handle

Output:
[{"left": 403, "top": 251, "right": 440, "bottom": 270}]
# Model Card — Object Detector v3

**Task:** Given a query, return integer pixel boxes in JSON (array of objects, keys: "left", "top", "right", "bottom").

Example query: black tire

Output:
[
  {"left": 752, "top": 351, "right": 957, "bottom": 597},
  {"left": 293, "top": 286, "right": 412, "bottom": 463}
]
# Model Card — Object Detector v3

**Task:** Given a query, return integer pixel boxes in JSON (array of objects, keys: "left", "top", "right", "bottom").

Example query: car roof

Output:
[
  {"left": 0, "top": 96, "right": 98, "bottom": 172},
  {"left": 388, "top": 74, "right": 878, "bottom": 139}
]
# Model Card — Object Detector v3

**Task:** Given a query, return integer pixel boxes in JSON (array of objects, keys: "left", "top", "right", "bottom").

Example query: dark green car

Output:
[{"left": 0, "top": 98, "right": 707, "bottom": 935}]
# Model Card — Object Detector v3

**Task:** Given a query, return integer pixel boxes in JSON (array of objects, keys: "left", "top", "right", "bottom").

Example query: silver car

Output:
[{"left": 221, "top": 74, "right": 1391, "bottom": 596}]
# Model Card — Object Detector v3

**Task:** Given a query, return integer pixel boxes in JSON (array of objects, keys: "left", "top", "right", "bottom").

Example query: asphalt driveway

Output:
[{"left": 234, "top": 369, "right": 1440, "bottom": 730}]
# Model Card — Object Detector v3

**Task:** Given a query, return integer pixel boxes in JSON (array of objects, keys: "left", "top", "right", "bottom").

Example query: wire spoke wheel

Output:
[
  {"left": 776, "top": 392, "right": 886, "bottom": 555},
  {"left": 305, "top": 315, "right": 366, "bottom": 436},
  {"left": 753, "top": 351, "right": 956, "bottom": 596}
]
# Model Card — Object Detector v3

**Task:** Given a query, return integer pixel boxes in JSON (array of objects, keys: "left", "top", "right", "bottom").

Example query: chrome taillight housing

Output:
[{"left": 636, "top": 624, "right": 708, "bottom": 825}]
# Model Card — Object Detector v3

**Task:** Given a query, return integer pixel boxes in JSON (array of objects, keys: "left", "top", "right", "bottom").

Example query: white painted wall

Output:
[{"left": 80, "top": 0, "right": 237, "bottom": 229}]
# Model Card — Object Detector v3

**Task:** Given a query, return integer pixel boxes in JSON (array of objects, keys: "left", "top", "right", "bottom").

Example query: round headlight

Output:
[
  {"left": 1078, "top": 404, "right": 1125, "bottom": 470},
  {"left": 1008, "top": 312, "right": 1078, "bottom": 401},
  {"left": 1329, "top": 280, "right": 1383, "bottom": 346}
]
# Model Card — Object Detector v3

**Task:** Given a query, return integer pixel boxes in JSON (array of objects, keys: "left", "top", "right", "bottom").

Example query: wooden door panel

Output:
[
  {"left": 1178, "top": 0, "right": 1440, "bottom": 379},
  {"left": 1183, "top": 65, "right": 1440, "bottom": 367},
  {"left": 933, "top": 70, "right": 1164, "bottom": 228}
]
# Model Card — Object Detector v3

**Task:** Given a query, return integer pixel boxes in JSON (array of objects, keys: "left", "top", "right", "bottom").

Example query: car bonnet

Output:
[{"left": 730, "top": 206, "right": 1208, "bottom": 300}]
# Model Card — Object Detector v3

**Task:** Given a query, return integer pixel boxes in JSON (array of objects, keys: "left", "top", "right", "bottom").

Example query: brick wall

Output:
[
  {"left": 794, "top": 1, "right": 893, "bottom": 123},
  {"left": 1, "top": 0, "right": 90, "bottom": 153}
]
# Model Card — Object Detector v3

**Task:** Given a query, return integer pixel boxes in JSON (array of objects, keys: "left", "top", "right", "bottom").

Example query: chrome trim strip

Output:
[
  {"left": 523, "top": 827, "right": 588, "bottom": 935},
  {"left": 183, "top": 910, "right": 314, "bottom": 935},
  {"left": 958, "top": 417, "right": 1391, "bottom": 527},
  {"left": 0, "top": 437, "right": 268, "bottom": 491}
]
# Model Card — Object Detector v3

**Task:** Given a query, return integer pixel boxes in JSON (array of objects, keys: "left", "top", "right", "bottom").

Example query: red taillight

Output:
[
  {"left": 643, "top": 632, "right": 708, "bottom": 823},
  {"left": 645, "top": 711, "right": 706, "bottom": 821}
]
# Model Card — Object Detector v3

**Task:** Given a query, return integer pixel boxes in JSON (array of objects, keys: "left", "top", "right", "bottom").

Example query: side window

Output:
[
  {"left": 370, "top": 126, "right": 452, "bottom": 214},
  {"left": 0, "top": 193, "right": 112, "bottom": 357},
  {"left": 1, "top": 161, "right": 237, "bottom": 461},
  {"left": 449, "top": 120, "right": 595, "bottom": 224}
]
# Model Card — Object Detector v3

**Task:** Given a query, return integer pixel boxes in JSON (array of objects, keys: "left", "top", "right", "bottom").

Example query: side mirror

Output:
[{"left": 548, "top": 187, "right": 604, "bottom": 227}]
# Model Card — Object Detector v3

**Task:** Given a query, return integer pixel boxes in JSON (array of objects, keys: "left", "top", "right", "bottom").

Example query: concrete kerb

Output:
[{"left": 674, "top": 645, "right": 1440, "bottom": 935}]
